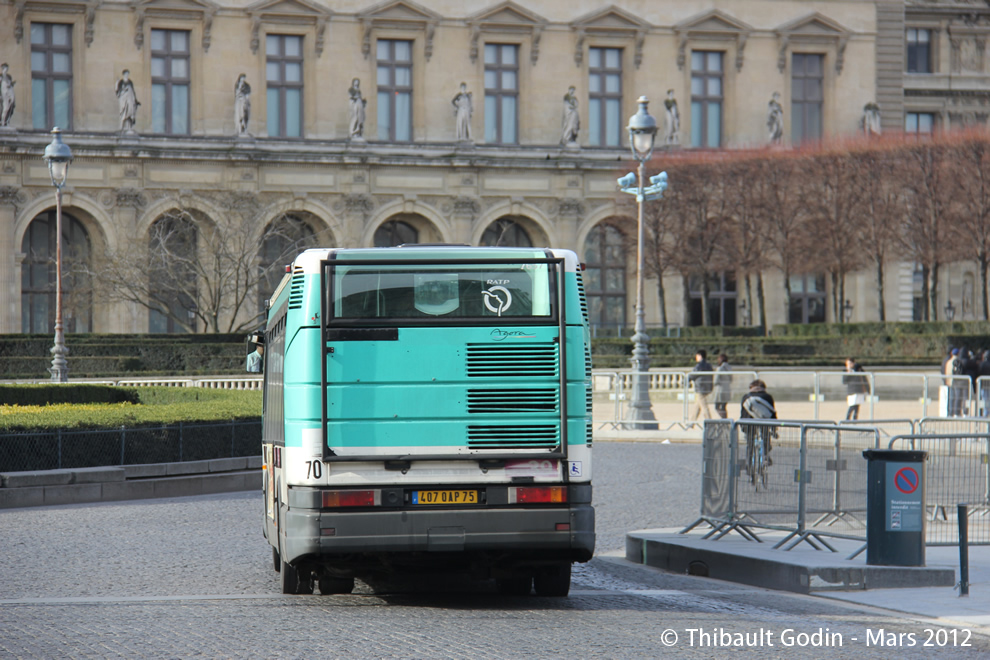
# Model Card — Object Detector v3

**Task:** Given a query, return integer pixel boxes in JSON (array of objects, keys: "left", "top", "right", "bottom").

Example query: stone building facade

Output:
[{"left": 0, "top": 0, "right": 973, "bottom": 337}]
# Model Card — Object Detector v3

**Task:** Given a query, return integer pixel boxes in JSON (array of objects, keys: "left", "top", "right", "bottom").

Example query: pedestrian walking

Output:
[
  {"left": 688, "top": 350, "right": 714, "bottom": 420},
  {"left": 843, "top": 357, "right": 868, "bottom": 420},
  {"left": 713, "top": 353, "right": 732, "bottom": 419}
]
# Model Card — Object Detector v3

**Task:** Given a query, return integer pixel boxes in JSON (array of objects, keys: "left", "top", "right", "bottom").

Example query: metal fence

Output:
[
  {"left": 686, "top": 418, "right": 989, "bottom": 549},
  {"left": 887, "top": 433, "right": 990, "bottom": 546},
  {"left": 685, "top": 419, "right": 879, "bottom": 553},
  {"left": 595, "top": 369, "right": 990, "bottom": 430},
  {"left": 0, "top": 420, "right": 262, "bottom": 472}
]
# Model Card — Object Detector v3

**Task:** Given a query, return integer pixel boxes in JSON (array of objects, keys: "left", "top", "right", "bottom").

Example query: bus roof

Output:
[{"left": 291, "top": 246, "right": 580, "bottom": 273}]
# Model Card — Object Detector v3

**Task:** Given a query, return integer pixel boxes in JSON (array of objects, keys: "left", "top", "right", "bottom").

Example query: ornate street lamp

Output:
[
  {"left": 43, "top": 127, "right": 73, "bottom": 382},
  {"left": 623, "top": 97, "right": 660, "bottom": 428},
  {"left": 842, "top": 299, "right": 853, "bottom": 323},
  {"left": 945, "top": 300, "right": 956, "bottom": 322}
]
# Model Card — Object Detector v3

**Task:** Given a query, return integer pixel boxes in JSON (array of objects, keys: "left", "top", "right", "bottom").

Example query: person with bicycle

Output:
[{"left": 740, "top": 380, "right": 777, "bottom": 474}]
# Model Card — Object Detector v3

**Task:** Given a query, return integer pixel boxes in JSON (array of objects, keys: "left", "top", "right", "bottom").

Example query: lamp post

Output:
[
  {"left": 945, "top": 300, "right": 956, "bottom": 322},
  {"left": 619, "top": 97, "right": 665, "bottom": 428},
  {"left": 43, "top": 127, "right": 73, "bottom": 382},
  {"left": 842, "top": 299, "right": 853, "bottom": 323}
]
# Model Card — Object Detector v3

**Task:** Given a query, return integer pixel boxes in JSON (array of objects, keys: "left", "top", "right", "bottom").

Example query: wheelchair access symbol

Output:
[{"left": 894, "top": 466, "right": 919, "bottom": 494}]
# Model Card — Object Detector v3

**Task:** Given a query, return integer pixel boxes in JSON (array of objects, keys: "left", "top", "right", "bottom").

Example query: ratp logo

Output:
[{"left": 483, "top": 285, "right": 512, "bottom": 316}]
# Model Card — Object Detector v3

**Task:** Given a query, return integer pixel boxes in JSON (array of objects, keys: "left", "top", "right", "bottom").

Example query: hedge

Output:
[
  {"left": 0, "top": 387, "right": 262, "bottom": 432},
  {"left": 0, "top": 384, "right": 141, "bottom": 406},
  {"left": 0, "top": 334, "right": 248, "bottom": 379}
]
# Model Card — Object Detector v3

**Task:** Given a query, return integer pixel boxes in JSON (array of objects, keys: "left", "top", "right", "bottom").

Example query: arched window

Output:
[
  {"left": 374, "top": 219, "right": 418, "bottom": 247},
  {"left": 148, "top": 212, "right": 198, "bottom": 333},
  {"left": 480, "top": 218, "right": 532, "bottom": 247},
  {"left": 21, "top": 211, "right": 92, "bottom": 333},
  {"left": 258, "top": 214, "right": 319, "bottom": 314},
  {"left": 583, "top": 224, "right": 626, "bottom": 333}
]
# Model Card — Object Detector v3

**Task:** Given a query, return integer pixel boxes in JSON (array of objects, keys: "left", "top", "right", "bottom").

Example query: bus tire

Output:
[
  {"left": 280, "top": 559, "right": 313, "bottom": 595},
  {"left": 534, "top": 563, "right": 571, "bottom": 597},
  {"left": 273, "top": 547, "right": 280, "bottom": 573},
  {"left": 318, "top": 576, "right": 355, "bottom": 595},
  {"left": 495, "top": 576, "right": 532, "bottom": 596}
]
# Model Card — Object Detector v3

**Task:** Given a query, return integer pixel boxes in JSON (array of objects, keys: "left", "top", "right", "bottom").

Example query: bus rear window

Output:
[{"left": 333, "top": 265, "right": 552, "bottom": 321}]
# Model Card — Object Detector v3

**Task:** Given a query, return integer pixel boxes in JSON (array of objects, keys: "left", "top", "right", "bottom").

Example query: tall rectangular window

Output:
[
  {"left": 266, "top": 34, "right": 303, "bottom": 138},
  {"left": 377, "top": 39, "right": 412, "bottom": 142},
  {"left": 588, "top": 47, "right": 622, "bottom": 147},
  {"left": 30, "top": 23, "right": 72, "bottom": 131},
  {"left": 791, "top": 53, "right": 823, "bottom": 144},
  {"left": 907, "top": 28, "right": 932, "bottom": 74},
  {"left": 151, "top": 29, "right": 190, "bottom": 135},
  {"left": 788, "top": 274, "right": 826, "bottom": 324},
  {"left": 905, "top": 112, "right": 935, "bottom": 137},
  {"left": 484, "top": 44, "right": 518, "bottom": 144},
  {"left": 690, "top": 51, "right": 723, "bottom": 148}
]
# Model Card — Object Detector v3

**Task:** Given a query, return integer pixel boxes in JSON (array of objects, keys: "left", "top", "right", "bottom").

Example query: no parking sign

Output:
[{"left": 885, "top": 462, "right": 923, "bottom": 532}]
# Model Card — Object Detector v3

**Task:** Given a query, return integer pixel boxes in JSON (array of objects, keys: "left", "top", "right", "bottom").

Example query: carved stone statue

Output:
[
  {"left": 115, "top": 69, "right": 139, "bottom": 134},
  {"left": 348, "top": 78, "right": 367, "bottom": 140},
  {"left": 451, "top": 82, "right": 473, "bottom": 142},
  {"left": 0, "top": 63, "right": 15, "bottom": 128},
  {"left": 234, "top": 73, "right": 251, "bottom": 136},
  {"left": 767, "top": 91, "right": 784, "bottom": 145},
  {"left": 664, "top": 89, "right": 680, "bottom": 146},
  {"left": 862, "top": 102, "right": 881, "bottom": 137},
  {"left": 561, "top": 86, "right": 580, "bottom": 146}
]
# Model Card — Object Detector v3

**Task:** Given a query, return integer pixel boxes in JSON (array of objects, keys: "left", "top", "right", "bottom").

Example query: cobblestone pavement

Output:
[{"left": 2, "top": 443, "right": 989, "bottom": 658}]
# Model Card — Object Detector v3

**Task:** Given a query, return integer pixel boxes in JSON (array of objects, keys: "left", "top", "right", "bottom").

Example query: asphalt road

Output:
[{"left": 1, "top": 442, "right": 988, "bottom": 658}]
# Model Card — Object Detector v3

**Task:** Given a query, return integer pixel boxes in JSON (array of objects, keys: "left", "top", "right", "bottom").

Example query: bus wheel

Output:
[
  {"left": 280, "top": 559, "right": 314, "bottom": 594},
  {"left": 495, "top": 576, "right": 532, "bottom": 596},
  {"left": 534, "top": 563, "right": 571, "bottom": 597},
  {"left": 272, "top": 547, "right": 281, "bottom": 573},
  {"left": 318, "top": 576, "right": 355, "bottom": 595}
]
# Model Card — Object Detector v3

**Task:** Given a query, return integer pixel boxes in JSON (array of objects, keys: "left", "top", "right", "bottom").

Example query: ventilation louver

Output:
[
  {"left": 467, "top": 425, "right": 559, "bottom": 450},
  {"left": 467, "top": 389, "right": 558, "bottom": 413},
  {"left": 466, "top": 344, "right": 558, "bottom": 378},
  {"left": 288, "top": 267, "right": 305, "bottom": 309}
]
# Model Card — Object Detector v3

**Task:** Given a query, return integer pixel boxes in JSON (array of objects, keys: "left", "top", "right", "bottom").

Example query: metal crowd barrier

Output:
[
  {"left": 683, "top": 419, "right": 879, "bottom": 553},
  {"left": 683, "top": 419, "right": 990, "bottom": 551},
  {"left": 887, "top": 433, "right": 990, "bottom": 546},
  {"left": 593, "top": 369, "right": 990, "bottom": 431}
]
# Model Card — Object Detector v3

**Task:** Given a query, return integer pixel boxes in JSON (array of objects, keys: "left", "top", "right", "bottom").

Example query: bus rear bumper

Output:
[{"left": 282, "top": 504, "right": 595, "bottom": 567}]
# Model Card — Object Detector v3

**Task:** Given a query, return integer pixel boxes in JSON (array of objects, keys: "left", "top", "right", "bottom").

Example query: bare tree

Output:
[
  {"left": 951, "top": 134, "right": 990, "bottom": 319},
  {"left": 751, "top": 152, "right": 809, "bottom": 324},
  {"left": 84, "top": 202, "right": 329, "bottom": 333},
  {"left": 665, "top": 159, "right": 734, "bottom": 326},
  {"left": 899, "top": 141, "right": 957, "bottom": 321},
  {"left": 798, "top": 148, "right": 866, "bottom": 321},
  {"left": 722, "top": 156, "right": 770, "bottom": 329}
]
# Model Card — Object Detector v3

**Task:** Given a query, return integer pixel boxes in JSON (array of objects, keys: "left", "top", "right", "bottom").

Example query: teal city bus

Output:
[{"left": 258, "top": 245, "right": 594, "bottom": 596}]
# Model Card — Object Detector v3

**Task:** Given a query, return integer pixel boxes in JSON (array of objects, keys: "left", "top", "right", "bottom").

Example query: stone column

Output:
[{"left": 0, "top": 187, "right": 24, "bottom": 333}]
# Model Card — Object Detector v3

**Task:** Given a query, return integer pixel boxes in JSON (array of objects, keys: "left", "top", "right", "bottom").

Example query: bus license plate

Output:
[{"left": 412, "top": 490, "right": 478, "bottom": 505}]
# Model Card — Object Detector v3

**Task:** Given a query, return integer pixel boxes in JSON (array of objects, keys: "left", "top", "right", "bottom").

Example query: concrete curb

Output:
[
  {"left": 626, "top": 529, "right": 956, "bottom": 595},
  {"left": 0, "top": 456, "right": 262, "bottom": 509}
]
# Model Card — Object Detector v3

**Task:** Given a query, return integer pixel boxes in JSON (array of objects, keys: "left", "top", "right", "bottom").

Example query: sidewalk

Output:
[{"left": 627, "top": 526, "right": 990, "bottom": 631}]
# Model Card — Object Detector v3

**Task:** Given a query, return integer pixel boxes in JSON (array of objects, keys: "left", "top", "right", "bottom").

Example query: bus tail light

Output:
[
  {"left": 323, "top": 490, "right": 379, "bottom": 508},
  {"left": 508, "top": 486, "right": 567, "bottom": 504}
]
